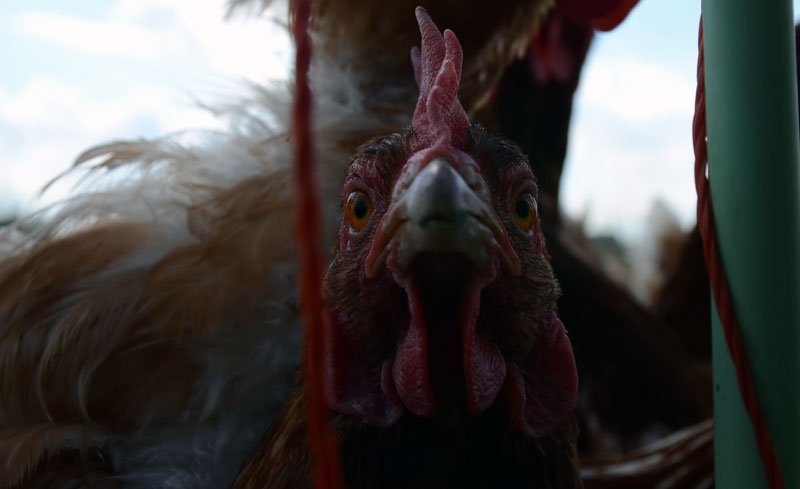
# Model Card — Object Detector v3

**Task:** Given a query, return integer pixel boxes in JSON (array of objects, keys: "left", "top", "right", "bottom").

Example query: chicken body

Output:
[
  {"left": 234, "top": 10, "right": 581, "bottom": 488},
  {"left": 236, "top": 383, "right": 580, "bottom": 489}
]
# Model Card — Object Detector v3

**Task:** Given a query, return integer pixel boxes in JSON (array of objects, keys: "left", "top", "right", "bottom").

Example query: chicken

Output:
[
  {"left": 0, "top": 2, "right": 569, "bottom": 487},
  {"left": 232, "top": 9, "right": 581, "bottom": 488}
]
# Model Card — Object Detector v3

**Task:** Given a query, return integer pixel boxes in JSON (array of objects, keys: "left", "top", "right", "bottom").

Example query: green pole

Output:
[{"left": 703, "top": 1, "right": 800, "bottom": 488}]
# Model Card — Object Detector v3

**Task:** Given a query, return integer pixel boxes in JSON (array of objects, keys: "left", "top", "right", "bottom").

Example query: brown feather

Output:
[
  {"left": 229, "top": 0, "right": 553, "bottom": 114},
  {"left": 0, "top": 163, "right": 298, "bottom": 484},
  {"left": 234, "top": 385, "right": 583, "bottom": 489},
  {"left": 231, "top": 386, "right": 312, "bottom": 489},
  {"left": 309, "top": 0, "right": 553, "bottom": 113},
  {"left": 0, "top": 424, "right": 101, "bottom": 488}
]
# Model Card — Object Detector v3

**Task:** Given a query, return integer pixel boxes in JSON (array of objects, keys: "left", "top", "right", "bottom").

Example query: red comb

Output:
[{"left": 410, "top": 7, "right": 470, "bottom": 152}]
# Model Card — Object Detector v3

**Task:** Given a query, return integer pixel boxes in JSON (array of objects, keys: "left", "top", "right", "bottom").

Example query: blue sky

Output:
[
  {"left": 1, "top": 1, "right": 798, "bottom": 238},
  {"left": 563, "top": 0, "right": 704, "bottom": 236},
  {"left": 0, "top": 0, "right": 289, "bottom": 218}
]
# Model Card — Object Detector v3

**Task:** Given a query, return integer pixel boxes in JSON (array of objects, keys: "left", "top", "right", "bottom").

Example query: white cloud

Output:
[
  {"left": 2, "top": 0, "right": 291, "bottom": 214},
  {"left": 0, "top": 75, "right": 219, "bottom": 138},
  {"left": 0, "top": 76, "right": 220, "bottom": 210},
  {"left": 561, "top": 56, "right": 698, "bottom": 238},
  {"left": 15, "top": 11, "right": 168, "bottom": 59},
  {"left": 578, "top": 56, "right": 696, "bottom": 122},
  {"left": 14, "top": 1, "right": 290, "bottom": 81},
  {"left": 109, "top": 0, "right": 291, "bottom": 82}
]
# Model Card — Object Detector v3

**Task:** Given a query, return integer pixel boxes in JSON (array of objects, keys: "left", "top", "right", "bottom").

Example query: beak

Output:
[
  {"left": 364, "top": 158, "right": 521, "bottom": 278},
  {"left": 405, "top": 157, "right": 479, "bottom": 236}
]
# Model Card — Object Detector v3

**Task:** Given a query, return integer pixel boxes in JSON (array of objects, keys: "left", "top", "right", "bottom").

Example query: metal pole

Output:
[{"left": 703, "top": 1, "right": 800, "bottom": 487}]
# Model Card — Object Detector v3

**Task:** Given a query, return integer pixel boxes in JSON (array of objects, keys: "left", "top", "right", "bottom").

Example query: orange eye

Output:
[
  {"left": 512, "top": 193, "right": 537, "bottom": 231},
  {"left": 346, "top": 191, "right": 373, "bottom": 232}
]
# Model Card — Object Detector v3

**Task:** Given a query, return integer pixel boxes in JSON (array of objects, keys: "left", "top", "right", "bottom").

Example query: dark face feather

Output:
[{"left": 320, "top": 8, "right": 577, "bottom": 438}]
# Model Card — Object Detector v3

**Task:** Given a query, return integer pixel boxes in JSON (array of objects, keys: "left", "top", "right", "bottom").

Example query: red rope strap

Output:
[
  {"left": 291, "top": 1, "right": 344, "bottom": 488},
  {"left": 693, "top": 17, "right": 785, "bottom": 489}
]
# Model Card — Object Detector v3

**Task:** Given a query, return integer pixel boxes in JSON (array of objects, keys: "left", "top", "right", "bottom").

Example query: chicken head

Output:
[{"left": 321, "top": 7, "right": 578, "bottom": 439}]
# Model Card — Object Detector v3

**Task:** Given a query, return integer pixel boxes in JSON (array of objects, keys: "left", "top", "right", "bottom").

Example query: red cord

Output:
[
  {"left": 693, "top": 17, "right": 785, "bottom": 489},
  {"left": 291, "top": 1, "right": 345, "bottom": 488}
]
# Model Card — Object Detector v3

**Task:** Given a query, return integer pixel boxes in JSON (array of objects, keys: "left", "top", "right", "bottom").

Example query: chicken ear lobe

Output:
[
  {"left": 322, "top": 307, "right": 405, "bottom": 427},
  {"left": 504, "top": 311, "right": 578, "bottom": 438}
]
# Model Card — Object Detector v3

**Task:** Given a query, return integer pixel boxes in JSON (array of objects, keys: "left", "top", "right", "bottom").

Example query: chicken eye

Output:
[
  {"left": 512, "top": 193, "right": 537, "bottom": 231},
  {"left": 346, "top": 191, "right": 373, "bottom": 231}
]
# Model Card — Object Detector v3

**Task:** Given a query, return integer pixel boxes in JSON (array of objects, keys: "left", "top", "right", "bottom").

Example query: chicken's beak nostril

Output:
[{"left": 419, "top": 213, "right": 459, "bottom": 227}]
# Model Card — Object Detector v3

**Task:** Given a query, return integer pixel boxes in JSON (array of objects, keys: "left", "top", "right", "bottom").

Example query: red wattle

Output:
[
  {"left": 504, "top": 311, "right": 578, "bottom": 438},
  {"left": 392, "top": 302, "right": 436, "bottom": 417},
  {"left": 461, "top": 287, "right": 506, "bottom": 414}
]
